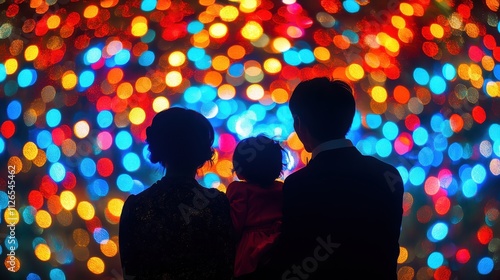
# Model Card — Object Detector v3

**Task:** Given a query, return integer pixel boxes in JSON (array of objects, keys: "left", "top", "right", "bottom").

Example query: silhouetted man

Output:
[{"left": 262, "top": 77, "right": 404, "bottom": 279}]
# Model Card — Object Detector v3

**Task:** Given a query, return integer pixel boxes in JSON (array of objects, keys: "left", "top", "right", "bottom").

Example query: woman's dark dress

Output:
[{"left": 119, "top": 175, "right": 235, "bottom": 280}]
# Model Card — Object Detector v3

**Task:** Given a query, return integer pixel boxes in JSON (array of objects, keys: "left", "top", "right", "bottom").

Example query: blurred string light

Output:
[{"left": 1, "top": 0, "right": 500, "bottom": 279}]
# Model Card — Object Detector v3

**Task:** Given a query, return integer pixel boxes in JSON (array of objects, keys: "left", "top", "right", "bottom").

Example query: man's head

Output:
[{"left": 289, "top": 77, "right": 355, "bottom": 151}]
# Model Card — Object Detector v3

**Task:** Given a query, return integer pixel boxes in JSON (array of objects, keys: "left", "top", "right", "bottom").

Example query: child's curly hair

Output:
[{"left": 232, "top": 134, "right": 288, "bottom": 186}]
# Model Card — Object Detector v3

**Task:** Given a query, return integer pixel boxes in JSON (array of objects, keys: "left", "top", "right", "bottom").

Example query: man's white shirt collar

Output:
[{"left": 311, "top": 138, "right": 353, "bottom": 160}]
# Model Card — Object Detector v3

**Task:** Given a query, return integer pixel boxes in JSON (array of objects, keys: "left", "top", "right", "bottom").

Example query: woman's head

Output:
[
  {"left": 232, "top": 134, "right": 287, "bottom": 186},
  {"left": 146, "top": 107, "right": 214, "bottom": 171}
]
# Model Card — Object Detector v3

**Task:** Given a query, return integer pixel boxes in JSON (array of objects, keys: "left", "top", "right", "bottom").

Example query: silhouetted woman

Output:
[{"left": 119, "top": 107, "right": 235, "bottom": 280}]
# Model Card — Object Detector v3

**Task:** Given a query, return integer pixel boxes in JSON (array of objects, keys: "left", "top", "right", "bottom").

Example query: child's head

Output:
[{"left": 232, "top": 134, "right": 287, "bottom": 186}]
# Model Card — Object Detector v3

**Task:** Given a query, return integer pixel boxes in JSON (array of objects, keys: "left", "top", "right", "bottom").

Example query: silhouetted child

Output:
[{"left": 226, "top": 134, "right": 287, "bottom": 279}]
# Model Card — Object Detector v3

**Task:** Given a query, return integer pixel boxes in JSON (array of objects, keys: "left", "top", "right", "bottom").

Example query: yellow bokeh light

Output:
[
  {"left": 135, "top": 76, "right": 152, "bottom": 93},
  {"left": 129, "top": 107, "right": 146, "bottom": 125},
  {"left": 4, "top": 208, "right": 19, "bottom": 225},
  {"left": 391, "top": 16, "right": 406, "bottom": 29},
  {"left": 5, "top": 58, "right": 18, "bottom": 75},
  {"left": 397, "top": 246, "right": 409, "bottom": 263},
  {"left": 485, "top": 81, "right": 499, "bottom": 97},
  {"left": 77, "top": 201, "right": 95, "bottom": 221},
  {"left": 47, "top": 15, "right": 61, "bottom": 29},
  {"left": 131, "top": 16, "right": 148, "bottom": 37},
  {"left": 239, "top": 0, "right": 258, "bottom": 13},
  {"left": 215, "top": 159, "right": 234, "bottom": 178},
  {"left": 346, "top": 64, "right": 364, "bottom": 81},
  {"left": 399, "top": 3, "right": 414, "bottom": 16},
  {"left": 87, "top": 257, "right": 105, "bottom": 274},
  {"left": 62, "top": 70, "right": 78, "bottom": 90},
  {"left": 218, "top": 84, "right": 236, "bottom": 100},
  {"left": 152, "top": 96, "right": 170, "bottom": 112},
  {"left": 212, "top": 55, "right": 230, "bottom": 71},
  {"left": 287, "top": 132, "right": 304, "bottom": 150},
  {"left": 263, "top": 58, "right": 282, "bottom": 74},
  {"left": 100, "top": 240, "right": 118, "bottom": 257},
  {"left": 313, "top": 47, "right": 330, "bottom": 61},
  {"left": 271, "top": 88, "right": 289, "bottom": 104},
  {"left": 107, "top": 198, "right": 124, "bottom": 217},
  {"left": 168, "top": 51, "right": 186, "bottom": 66},
  {"left": 272, "top": 37, "right": 291, "bottom": 53},
  {"left": 471, "top": 77, "right": 484, "bottom": 89},
  {"left": 457, "top": 64, "right": 470, "bottom": 80},
  {"left": 25, "top": 45, "right": 39, "bottom": 61},
  {"left": 246, "top": 84, "right": 264, "bottom": 100},
  {"left": 241, "top": 21, "right": 263, "bottom": 41},
  {"left": 209, "top": 23, "right": 228, "bottom": 38},
  {"left": 60, "top": 190, "right": 77, "bottom": 211},
  {"left": 482, "top": 56, "right": 495, "bottom": 71},
  {"left": 36, "top": 210, "right": 53, "bottom": 229},
  {"left": 117, "top": 82, "right": 134, "bottom": 99},
  {"left": 193, "top": 30, "right": 210, "bottom": 47},
  {"left": 371, "top": 86, "right": 388, "bottom": 103},
  {"left": 23, "top": 141, "right": 39, "bottom": 160},
  {"left": 468, "top": 64, "right": 482, "bottom": 81},
  {"left": 300, "top": 149, "right": 311, "bottom": 165},
  {"left": 430, "top": 23, "right": 444, "bottom": 38},
  {"left": 376, "top": 32, "right": 390, "bottom": 46},
  {"left": 385, "top": 37, "right": 400, "bottom": 53},
  {"left": 74, "top": 121, "right": 90, "bottom": 139},
  {"left": 165, "top": 71, "right": 183, "bottom": 87},
  {"left": 34, "top": 244, "right": 51, "bottom": 261},
  {"left": 83, "top": 5, "right": 99, "bottom": 18},
  {"left": 220, "top": 5, "right": 239, "bottom": 22}
]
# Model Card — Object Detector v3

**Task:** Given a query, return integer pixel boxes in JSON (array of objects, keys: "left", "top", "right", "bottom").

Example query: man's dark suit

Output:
[{"left": 263, "top": 145, "right": 404, "bottom": 280}]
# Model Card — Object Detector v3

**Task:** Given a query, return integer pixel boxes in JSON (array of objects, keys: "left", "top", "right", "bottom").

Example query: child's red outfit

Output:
[{"left": 226, "top": 180, "right": 283, "bottom": 277}]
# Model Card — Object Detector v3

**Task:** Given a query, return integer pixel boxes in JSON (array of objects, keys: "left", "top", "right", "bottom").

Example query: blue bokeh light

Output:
[
  {"left": 7, "top": 100, "right": 22, "bottom": 120},
  {"left": 413, "top": 67, "right": 430, "bottom": 85}
]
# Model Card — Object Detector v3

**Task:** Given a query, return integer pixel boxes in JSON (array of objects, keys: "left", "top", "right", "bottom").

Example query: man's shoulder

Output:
[
  {"left": 283, "top": 166, "right": 311, "bottom": 191},
  {"left": 360, "top": 153, "right": 399, "bottom": 171}
]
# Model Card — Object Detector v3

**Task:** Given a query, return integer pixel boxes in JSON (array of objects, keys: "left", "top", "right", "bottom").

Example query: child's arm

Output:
[{"left": 226, "top": 181, "right": 248, "bottom": 236}]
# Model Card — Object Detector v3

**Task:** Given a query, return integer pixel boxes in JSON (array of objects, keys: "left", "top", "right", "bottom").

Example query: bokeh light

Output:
[{"left": 1, "top": 1, "right": 499, "bottom": 279}]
